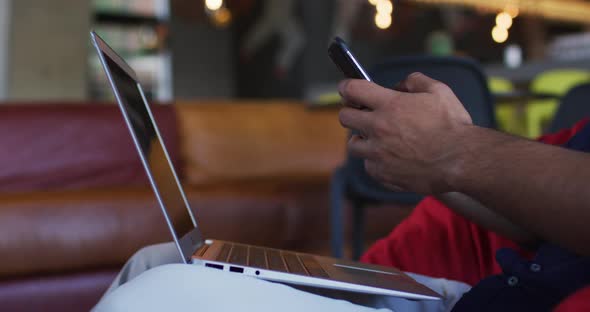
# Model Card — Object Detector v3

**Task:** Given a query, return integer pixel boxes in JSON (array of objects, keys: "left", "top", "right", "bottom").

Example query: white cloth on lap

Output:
[
  {"left": 93, "top": 264, "right": 393, "bottom": 312},
  {"left": 94, "top": 242, "right": 470, "bottom": 312}
]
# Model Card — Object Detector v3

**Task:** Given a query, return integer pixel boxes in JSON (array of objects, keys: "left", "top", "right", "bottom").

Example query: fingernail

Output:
[{"left": 338, "top": 80, "right": 349, "bottom": 96}]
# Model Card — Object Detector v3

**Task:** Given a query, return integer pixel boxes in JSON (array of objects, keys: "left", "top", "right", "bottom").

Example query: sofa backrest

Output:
[
  {"left": 176, "top": 101, "right": 347, "bottom": 186},
  {"left": 0, "top": 102, "right": 346, "bottom": 191},
  {"left": 0, "top": 104, "right": 179, "bottom": 193}
]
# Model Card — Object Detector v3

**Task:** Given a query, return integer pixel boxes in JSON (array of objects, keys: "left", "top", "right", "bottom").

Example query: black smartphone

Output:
[{"left": 328, "top": 37, "right": 372, "bottom": 81}]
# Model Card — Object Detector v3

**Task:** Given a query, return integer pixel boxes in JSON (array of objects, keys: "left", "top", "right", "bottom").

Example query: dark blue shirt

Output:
[{"left": 452, "top": 123, "right": 590, "bottom": 312}]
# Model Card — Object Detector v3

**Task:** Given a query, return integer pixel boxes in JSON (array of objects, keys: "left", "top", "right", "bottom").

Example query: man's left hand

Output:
[{"left": 338, "top": 73, "right": 473, "bottom": 195}]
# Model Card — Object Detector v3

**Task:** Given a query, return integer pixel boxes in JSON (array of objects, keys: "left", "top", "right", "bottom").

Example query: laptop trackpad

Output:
[
  {"left": 333, "top": 263, "right": 399, "bottom": 276},
  {"left": 325, "top": 259, "right": 436, "bottom": 295}
]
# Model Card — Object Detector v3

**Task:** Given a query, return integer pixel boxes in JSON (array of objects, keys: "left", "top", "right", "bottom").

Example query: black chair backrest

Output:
[
  {"left": 549, "top": 83, "right": 590, "bottom": 133},
  {"left": 345, "top": 56, "right": 496, "bottom": 203}
]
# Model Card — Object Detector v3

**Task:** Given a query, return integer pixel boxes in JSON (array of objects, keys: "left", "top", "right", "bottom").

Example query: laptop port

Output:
[
  {"left": 205, "top": 263, "right": 224, "bottom": 270},
  {"left": 229, "top": 266, "right": 244, "bottom": 273}
]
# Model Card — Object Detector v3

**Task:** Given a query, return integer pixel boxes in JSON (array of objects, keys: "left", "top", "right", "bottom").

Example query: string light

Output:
[
  {"left": 212, "top": 7, "right": 232, "bottom": 27},
  {"left": 375, "top": 12, "right": 392, "bottom": 29},
  {"left": 492, "top": 25, "right": 509, "bottom": 43},
  {"left": 204, "top": 0, "right": 232, "bottom": 28},
  {"left": 504, "top": 3, "right": 519, "bottom": 18},
  {"left": 496, "top": 12, "right": 513, "bottom": 29},
  {"left": 370, "top": 0, "right": 394, "bottom": 30},
  {"left": 491, "top": 5, "right": 517, "bottom": 44},
  {"left": 376, "top": 0, "right": 394, "bottom": 15},
  {"left": 409, "top": 0, "right": 590, "bottom": 25},
  {"left": 205, "top": 0, "right": 223, "bottom": 11}
]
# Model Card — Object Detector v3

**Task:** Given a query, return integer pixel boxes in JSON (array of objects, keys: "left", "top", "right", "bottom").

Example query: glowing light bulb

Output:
[
  {"left": 496, "top": 12, "right": 513, "bottom": 29},
  {"left": 368, "top": 0, "right": 378, "bottom": 6},
  {"left": 492, "top": 26, "right": 509, "bottom": 43},
  {"left": 375, "top": 12, "right": 392, "bottom": 29},
  {"left": 505, "top": 4, "right": 519, "bottom": 18},
  {"left": 376, "top": 0, "right": 393, "bottom": 15},
  {"left": 212, "top": 7, "right": 232, "bottom": 27},
  {"left": 205, "top": 0, "right": 223, "bottom": 11}
]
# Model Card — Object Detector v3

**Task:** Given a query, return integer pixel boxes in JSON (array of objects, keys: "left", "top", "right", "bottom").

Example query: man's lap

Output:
[
  {"left": 94, "top": 263, "right": 392, "bottom": 312},
  {"left": 99, "top": 242, "right": 182, "bottom": 302},
  {"left": 95, "top": 242, "right": 470, "bottom": 312}
]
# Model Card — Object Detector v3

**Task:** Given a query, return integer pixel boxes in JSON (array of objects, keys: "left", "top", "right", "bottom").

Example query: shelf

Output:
[
  {"left": 95, "top": 12, "right": 166, "bottom": 26},
  {"left": 90, "top": 0, "right": 172, "bottom": 102},
  {"left": 91, "top": 23, "right": 166, "bottom": 57}
]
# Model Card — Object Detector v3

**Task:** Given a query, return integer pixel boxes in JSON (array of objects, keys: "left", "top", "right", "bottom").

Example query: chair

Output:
[
  {"left": 489, "top": 77, "right": 527, "bottom": 137},
  {"left": 527, "top": 70, "right": 590, "bottom": 138},
  {"left": 549, "top": 83, "right": 590, "bottom": 133},
  {"left": 489, "top": 76, "right": 514, "bottom": 93},
  {"left": 331, "top": 56, "right": 497, "bottom": 259}
]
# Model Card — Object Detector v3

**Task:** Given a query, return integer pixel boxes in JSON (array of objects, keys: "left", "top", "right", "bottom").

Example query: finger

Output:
[
  {"left": 340, "top": 97, "right": 366, "bottom": 110},
  {"left": 398, "top": 72, "right": 445, "bottom": 93},
  {"left": 347, "top": 135, "right": 374, "bottom": 158},
  {"left": 338, "top": 79, "right": 399, "bottom": 110},
  {"left": 339, "top": 107, "right": 374, "bottom": 134},
  {"left": 392, "top": 80, "right": 410, "bottom": 93}
]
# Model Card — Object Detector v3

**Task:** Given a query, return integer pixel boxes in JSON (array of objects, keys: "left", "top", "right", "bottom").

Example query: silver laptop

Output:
[{"left": 91, "top": 31, "right": 440, "bottom": 301}]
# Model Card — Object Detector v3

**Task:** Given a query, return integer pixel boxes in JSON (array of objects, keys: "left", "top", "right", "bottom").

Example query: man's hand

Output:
[
  {"left": 338, "top": 73, "right": 473, "bottom": 195},
  {"left": 341, "top": 73, "right": 590, "bottom": 257}
]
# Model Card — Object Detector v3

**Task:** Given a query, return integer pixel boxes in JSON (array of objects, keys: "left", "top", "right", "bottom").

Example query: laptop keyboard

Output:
[
  {"left": 248, "top": 246, "right": 267, "bottom": 269},
  {"left": 217, "top": 244, "right": 232, "bottom": 264},
  {"left": 228, "top": 244, "right": 248, "bottom": 266},
  {"left": 266, "top": 249, "right": 288, "bottom": 272},
  {"left": 282, "top": 252, "right": 308, "bottom": 275},
  {"left": 215, "top": 243, "right": 329, "bottom": 278}
]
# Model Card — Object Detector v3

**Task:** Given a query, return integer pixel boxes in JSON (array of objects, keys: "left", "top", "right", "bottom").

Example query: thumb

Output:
[{"left": 397, "top": 72, "right": 443, "bottom": 93}]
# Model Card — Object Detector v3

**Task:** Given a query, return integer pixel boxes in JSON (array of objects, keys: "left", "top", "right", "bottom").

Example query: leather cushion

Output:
[
  {"left": 0, "top": 184, "right": 327, "bottom": 277},
  {"left": 175, "top": 101, "right": 347, "bottom": 185},
  {"left": 0, "top": 104, "right": 179, "bottom": 193},
  {"left": 0, "top": 188, "right": 171, "bottom": 277},
  {"left": 0, "top": 269, "right": 117, "bottom": 312},
  {"left": 184, "top": 178, "right": 331, "bottom": 248}
]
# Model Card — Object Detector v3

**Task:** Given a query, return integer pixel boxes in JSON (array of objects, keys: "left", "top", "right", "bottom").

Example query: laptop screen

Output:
[{"left": 102, "top": 53, "right": 195, "bottom": 240}]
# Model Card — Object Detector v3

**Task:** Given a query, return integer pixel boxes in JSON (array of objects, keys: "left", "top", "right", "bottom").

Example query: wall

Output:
[
  {"left": 8, "top": 0, "right": 91, "bottom": 100},
  {"left": 301, "top": 0, "right": 339, "bottom": 87},
  {"left": 0, "top": 0, "right": 11, "bottom": 100},
  {"left": 170, "top": 18, "right": 235, "bottom": 98}
]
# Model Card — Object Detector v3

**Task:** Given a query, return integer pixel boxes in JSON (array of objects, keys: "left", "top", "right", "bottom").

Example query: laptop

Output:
[{"left": 90, "top": 31, "right": 440, "bottom": 301}]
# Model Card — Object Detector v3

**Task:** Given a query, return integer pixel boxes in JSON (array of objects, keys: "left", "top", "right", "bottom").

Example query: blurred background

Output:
[
  {"left": 2, "top": 0, "right": 590, "bottom": 136},
  {"left": 2, "top": 1, "right": 590, "bottom": 311}
]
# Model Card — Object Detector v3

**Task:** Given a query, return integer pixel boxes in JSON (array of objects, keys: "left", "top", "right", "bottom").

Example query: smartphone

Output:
[{"left": 328, "top": 37, "right": 372, "bottom": 81}]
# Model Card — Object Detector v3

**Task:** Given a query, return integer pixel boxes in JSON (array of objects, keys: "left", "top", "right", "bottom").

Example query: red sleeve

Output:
[
  {"left": 537, "top": 118, "right": 590, "bottom": 145},
  {"left": 553, "top": 286, "right": 590, "bottom": 312},
  {"left": 361, "top": 118, "right": 590, "bottom": 286},
  {"left": 361, "top": 197, "right": 530, "bottom": 286}
]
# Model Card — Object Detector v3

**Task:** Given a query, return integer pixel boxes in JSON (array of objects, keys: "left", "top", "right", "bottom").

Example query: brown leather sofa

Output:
[{"left": 0, "top": 101, "right": 410, "bottom": 311}]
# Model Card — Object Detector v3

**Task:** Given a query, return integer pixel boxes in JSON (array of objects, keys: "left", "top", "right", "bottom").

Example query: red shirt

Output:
[{"left": 361, "top": 119, "right": 590, "bottom": 309}]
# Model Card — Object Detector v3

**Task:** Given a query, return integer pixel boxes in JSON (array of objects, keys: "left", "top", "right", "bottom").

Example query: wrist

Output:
[{"left": 439, "top": 125, "right": 492, "bottom": 193}]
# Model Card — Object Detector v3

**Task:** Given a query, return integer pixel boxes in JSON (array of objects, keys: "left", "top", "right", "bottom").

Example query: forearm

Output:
[
  {"left": 436, "top": 192, "right": 538, "bottom": 245},
  {"left": 447, "top": 126, "right": 590, "bottom": 256},
  {"left": 337, "top": 76, "right": 590, "bottom": 255}
]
